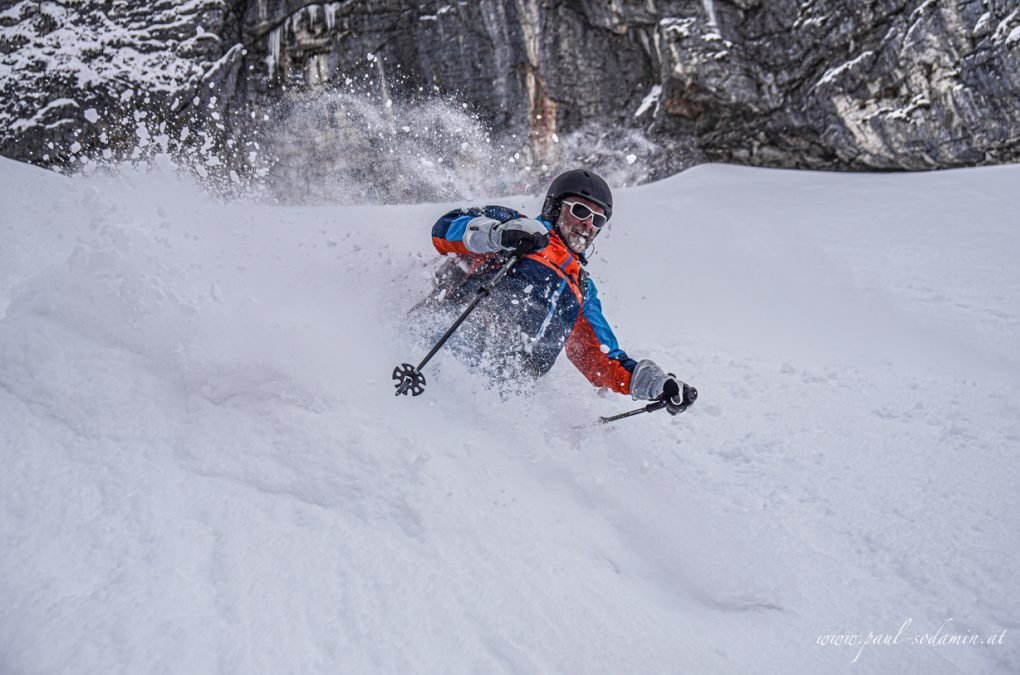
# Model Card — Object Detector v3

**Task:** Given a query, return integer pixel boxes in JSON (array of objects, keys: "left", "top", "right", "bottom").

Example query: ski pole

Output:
[
  {"left": 598, "top": 399, "right": 668, "bottom": 424},
  {"left": 597, "top": 386, "right": 698, "bottom": 425},
  {"left": 393, "top": 254, "right": 520, "bottom": 396}
]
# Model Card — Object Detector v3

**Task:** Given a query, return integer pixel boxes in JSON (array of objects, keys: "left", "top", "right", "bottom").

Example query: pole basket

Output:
[{"left": 393, "top": 363, "right": 427, "bottom": 396}]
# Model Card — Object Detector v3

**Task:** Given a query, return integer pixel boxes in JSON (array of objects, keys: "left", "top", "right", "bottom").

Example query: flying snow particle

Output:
[
  {"left": 83, "top": 108, "right": 99, "bottom": 123},
  {"left": 626, "top": 154, "right": 637, "bottom": 164},
  {"left": 70, "top": 142, "right": 81, "bottom": 153}
]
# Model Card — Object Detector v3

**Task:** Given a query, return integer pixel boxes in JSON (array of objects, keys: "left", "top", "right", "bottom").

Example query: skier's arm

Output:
[
  {"left": 566, "top": 280, "right": 638, "bottom": 395},
  {"left": 431, "top": 206, "right": 546, "bottom": 256},
  {"left": 432, "top": 207, "right": 487, "bottom": 255},
  {"left": 568, "top": 281, "right": 696, "bottom": 404}
]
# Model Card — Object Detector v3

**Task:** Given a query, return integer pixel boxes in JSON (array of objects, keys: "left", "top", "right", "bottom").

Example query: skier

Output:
[{"left": 419, "top": 168, "right": 696, "bottom": 412}]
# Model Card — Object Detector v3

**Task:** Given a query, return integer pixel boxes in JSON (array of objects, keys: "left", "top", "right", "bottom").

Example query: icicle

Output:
[
  {"left": 701, "top": 0, "right": 719, "bottom": 30},
  {"left": 265, "top": 25, "right": 282, "bottom": 77},
  {"left": 326, "top": 3, "right": 338, "bottom": 31}
]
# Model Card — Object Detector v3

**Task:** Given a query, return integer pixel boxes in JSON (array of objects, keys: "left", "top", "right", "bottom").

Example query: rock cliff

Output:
[{"left": 2, "top": 0, "right": 1017, "bottom": 193}]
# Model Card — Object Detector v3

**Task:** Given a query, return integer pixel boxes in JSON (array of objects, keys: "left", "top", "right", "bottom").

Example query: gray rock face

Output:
[
  {"left": 653, "top": 0, "right": 1020, "bottom": 169},
  {"left": 0, "top": 0, "right": 236, "bottom": 165},
  {"left": 2, "top": 0, "right": 1018, "bottom": 188}
]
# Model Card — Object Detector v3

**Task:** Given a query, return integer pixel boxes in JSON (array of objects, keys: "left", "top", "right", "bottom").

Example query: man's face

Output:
[{"left": 557, "top": 195, "right": 606, "bottom": 255}]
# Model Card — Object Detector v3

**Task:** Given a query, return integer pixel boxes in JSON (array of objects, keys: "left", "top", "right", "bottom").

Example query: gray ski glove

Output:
[
  {"left": 630, "top": 359, "right": 696, "bottom": 413},
  {"left": 630, "top": 360, "right": 669, "bottom": 401},
  {"left": 463, "top": 217, "right": 549, "bottom": 255}
]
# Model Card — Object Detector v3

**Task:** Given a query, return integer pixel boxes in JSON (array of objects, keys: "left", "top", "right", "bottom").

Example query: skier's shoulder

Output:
[
  {"left": 437, "top": 204, "right": 523, "bottom": 222},
  {"left": 479, "top": 205, "right": 524, "bottom": 222}
]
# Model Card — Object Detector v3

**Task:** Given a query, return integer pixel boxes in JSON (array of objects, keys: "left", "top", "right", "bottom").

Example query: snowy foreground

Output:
[{"left": 1, "top": 158, "right": 1018, "bottom": 674}]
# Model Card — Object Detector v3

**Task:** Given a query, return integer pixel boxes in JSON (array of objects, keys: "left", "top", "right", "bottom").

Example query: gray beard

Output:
[{"left": 562, "top": 228, "right": 594, "bottom": 255}]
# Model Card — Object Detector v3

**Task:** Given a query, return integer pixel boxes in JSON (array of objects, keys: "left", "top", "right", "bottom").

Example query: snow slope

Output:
[{"left": 1, "top": 157, "right": 1018, "bottom": 674}]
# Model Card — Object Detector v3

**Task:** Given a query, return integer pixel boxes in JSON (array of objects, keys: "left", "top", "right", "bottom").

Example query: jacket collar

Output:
[{"left": 537, "top": 217, "right": 588, "bottom": 268}]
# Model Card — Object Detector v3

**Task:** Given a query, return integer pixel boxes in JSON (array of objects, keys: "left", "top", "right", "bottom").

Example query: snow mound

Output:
[{"left": 1, "top": 158, "right": 1018, "bottom": 673}]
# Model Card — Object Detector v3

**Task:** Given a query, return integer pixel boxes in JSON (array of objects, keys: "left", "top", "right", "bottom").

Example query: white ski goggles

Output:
[{"left": 561, "top": 200, "right": 609, "bottom": 229}]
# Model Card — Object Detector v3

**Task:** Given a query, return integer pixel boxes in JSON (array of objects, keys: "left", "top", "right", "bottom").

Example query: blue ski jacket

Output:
[{"left": 430, "top": 205, "right": 638, "bottom": 395}]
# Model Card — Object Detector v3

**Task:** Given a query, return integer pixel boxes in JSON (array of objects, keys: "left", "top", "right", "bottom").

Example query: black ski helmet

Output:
[{"left": 540, "top": 169, "right": 613, "bottom": 226}]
